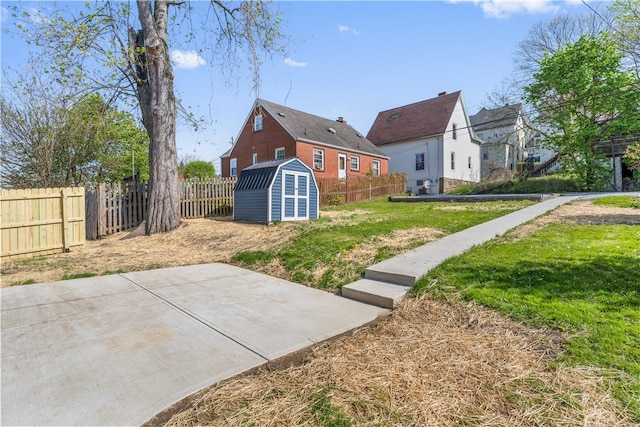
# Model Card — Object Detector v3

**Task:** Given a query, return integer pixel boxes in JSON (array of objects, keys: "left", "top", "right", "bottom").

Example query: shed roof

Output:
[
  {"left": 367, "top": 91, "right": 461, "bottom": 146},
  {"left": 257, "top": 99, "right": 387, "bottom": 157},
  {"left": 234, "top": 159, "right": 290, "bottom": 191},
  {"left": 235, "top": 157, "right": 314, "bottom": 191}
]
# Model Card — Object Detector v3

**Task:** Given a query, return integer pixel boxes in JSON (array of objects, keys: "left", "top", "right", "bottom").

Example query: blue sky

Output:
[{"left": 1, "top": 1, "right": 599, "bottom": 172}]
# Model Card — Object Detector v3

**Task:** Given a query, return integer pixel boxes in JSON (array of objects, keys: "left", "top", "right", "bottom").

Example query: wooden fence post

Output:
[{"left": 61, "top": 188, "right": 70, "bottom": 252}]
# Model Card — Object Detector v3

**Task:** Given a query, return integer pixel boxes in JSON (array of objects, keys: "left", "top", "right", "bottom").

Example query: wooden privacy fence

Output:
[
  {"left": 86, "top": 177, "right": 237, "bottom": 239},
  {"left": 317, "top": 173, "right": 407, "bottom": 206},
  {"left": 1, "top": 187, "right": 85, "bottom": 260},
  {"left": 85, "top": 180, "right": 147, "bottom": 239},
  {"left": 180, "top": 177, "right": 235, "bottom": 219},
  {"left": 85, "top": 174, "right": 406, "bottom": 239}
]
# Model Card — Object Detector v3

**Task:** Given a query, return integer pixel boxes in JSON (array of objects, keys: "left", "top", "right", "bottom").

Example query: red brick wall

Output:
[
  {"left": 296, "top": 143, "right": 388, "bottom": 179},
  {"left": 221, "top": 108, "right": 296, "bottom": 176},
  {"left": 221, "top": 106, "right": 389, "bottom": 179}
]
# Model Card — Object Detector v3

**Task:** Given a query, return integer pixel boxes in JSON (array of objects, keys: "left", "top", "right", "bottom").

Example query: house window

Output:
[
  {"left": 452, "top": 123, "right": 457, "bottom": 140},
  {"left": 372, "top": 160, "right": 381, "bottom": 177},
  {"left": 415, "top": 153, "right": 425, "bottom": 171},
  {"left": 252, "top": 153, "right": 258, "bottom": 165},
  {"left": 450, "top": 152, "right": 455, "bottom": 170},
  {"left": 417, "top": 179, "right": 424, "bottom": 187},
  {"left": 254, "top": 114, "right": 263, "bottom": 132},
  {"left": 468, "top": 156, "right": 472, "bottom": 169},
  {"left": 230, "top": 158, "right": 237, "bottom": 177},
  {"left": 350, "top": 155, "right": 360, "bottom": 171},
  {"left": 483, "top": 150, "right": 488, "bottom": 160},
  {"left": 313, "top": 148, "right": 324, "bottom": 170},
  {"left": 275, "top": 147, "right": 285, "bottom": 160}
]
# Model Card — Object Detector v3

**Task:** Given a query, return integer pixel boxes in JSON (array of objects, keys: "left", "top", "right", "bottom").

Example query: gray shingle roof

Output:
[
  {"left": 469, "top": 104, "right": 523, "bottom": 132},
  {"left": 258, "top": 99, "right": 387, "bottom": 158}
]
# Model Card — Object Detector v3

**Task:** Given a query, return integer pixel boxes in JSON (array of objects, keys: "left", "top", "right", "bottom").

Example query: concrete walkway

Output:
[
  {"left": 1, "top": 264, "right": 388, "bottom": 426},
  {"left": 342, "top": 195, "right": 582, "bottom": 308}
]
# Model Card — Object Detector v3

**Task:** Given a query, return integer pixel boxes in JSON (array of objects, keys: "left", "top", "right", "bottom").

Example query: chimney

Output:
[
  {"left": 438, "top": 91, "right": 448, "bottom": 97},
  {"left": 337, "top": 117, "right": 347, "bottom": 124}
]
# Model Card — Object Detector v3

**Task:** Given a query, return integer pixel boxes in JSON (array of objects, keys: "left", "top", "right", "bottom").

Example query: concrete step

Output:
[{"left": 342, "top": 279, "right": 412, "bottom": 309}]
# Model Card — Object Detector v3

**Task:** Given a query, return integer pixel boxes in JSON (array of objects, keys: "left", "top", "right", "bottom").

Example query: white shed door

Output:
[{"left": 282, "top": 172, "right": 309, "bottom": 221}]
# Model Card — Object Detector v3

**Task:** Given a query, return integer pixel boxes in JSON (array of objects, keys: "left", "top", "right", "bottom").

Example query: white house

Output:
[
  {"left": 469, "top": 104, "right": 527, "bottom": 178},
  {"left": 367, "top": 91, "right": 481, "bottom": 194}
]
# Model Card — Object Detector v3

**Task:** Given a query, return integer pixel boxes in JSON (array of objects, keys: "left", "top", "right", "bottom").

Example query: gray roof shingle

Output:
[
  {"left": 469, "top": 104, "right": 523, "bottom": 132},
  {"left": 258, "top": 99, "right": 387, "bottom": 157}
]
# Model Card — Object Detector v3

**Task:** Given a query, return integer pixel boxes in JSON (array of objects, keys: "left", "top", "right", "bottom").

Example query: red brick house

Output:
[{"left": 220, "top": 99, "right": 389, "bottom": 179}]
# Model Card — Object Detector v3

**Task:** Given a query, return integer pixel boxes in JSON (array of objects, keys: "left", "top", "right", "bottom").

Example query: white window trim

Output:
[
  {"left": 254, "top": 114, "right": 263, "bottom": 132},
  {"left": 252, "top": 153, "right": 258, "bottom": 165},
  {"left": 313, "top": 148, "right": 325, "bottom": 170},
  {"left": 275, "top": 147, "right": 285, "bottom": 160},
  {"left": 230, "top": 158, "right": 238, "bottom": 177},
  {"left": 415, "top": 152, "right": 425, "bottom": 171},
  {"left": 372, "top": 160, "right": 381, "bottom": 177},
  {"left": 452, "top": 123, "right": 458, "bottom": 140},
  {"left": 350, "top": 155, "right": 360, "bottom": 171}
]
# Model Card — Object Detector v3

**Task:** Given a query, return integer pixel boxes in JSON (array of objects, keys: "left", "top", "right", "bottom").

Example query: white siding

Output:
[
  {"left": 379, "top": 136, "right": 442, "bottom": 194},
  {"left": 443, "top": 98, "right": 481, "bottom": 184}
]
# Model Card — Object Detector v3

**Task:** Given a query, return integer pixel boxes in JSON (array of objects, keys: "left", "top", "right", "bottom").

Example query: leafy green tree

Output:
[
  {"left": 1, "top": 71, "right": 148, "bottom": 188},
  {"left": 182, "top": 160, "right": 216, "bottom": 179},
  {"left": 623, "top": 142, "right": 640, "bottom": 176},
  {"left": 610, "top": 0, "right": 640, "bottom": 77},
  {"left": 9, "top": 1, "right": 286, "bottom": 234},
  {"left": 524, "top": 34, "right": 640, "bottom": 190}
]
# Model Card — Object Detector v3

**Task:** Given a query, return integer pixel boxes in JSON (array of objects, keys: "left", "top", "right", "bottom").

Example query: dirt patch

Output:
[
  {"left": 505, "top": 200, "right": 640, "bottom": 242},
  {"left": 1, "top": 217, "right": 301, "bottom": 287}
]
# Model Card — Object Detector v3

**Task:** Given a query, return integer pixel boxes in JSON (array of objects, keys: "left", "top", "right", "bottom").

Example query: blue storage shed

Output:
[{"left": 234, "top": 157, "right": 319, "bottom": 223}]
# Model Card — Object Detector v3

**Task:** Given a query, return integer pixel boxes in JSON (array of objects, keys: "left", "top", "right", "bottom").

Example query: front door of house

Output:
[
  {"left": 282, "top": 172, "right": 309, "bottom": 220},
  {"left": 338, "top": 154, "right": 347, "bottom": 179}
]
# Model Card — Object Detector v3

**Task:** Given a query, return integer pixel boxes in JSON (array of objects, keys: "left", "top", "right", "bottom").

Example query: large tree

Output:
[
  {"left": 1, "top": 71, "right": 148, "bottom": 188},
  {"left": 524, "top": 34, "right": 640, "bottom": 190},
  {"left": 484, "top": 11, "right": 612, "bottom": 138},
  {"left": 9, "top": 1, "right": 286, "bottom": 234}
]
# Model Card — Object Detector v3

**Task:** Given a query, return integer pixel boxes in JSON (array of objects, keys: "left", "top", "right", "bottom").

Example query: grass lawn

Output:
[
  {"left": 231, "top": 198, "right": 534, "bottom": 290},
  {"left": 413, "top": 196, "right": 640, "bottom": 420}
]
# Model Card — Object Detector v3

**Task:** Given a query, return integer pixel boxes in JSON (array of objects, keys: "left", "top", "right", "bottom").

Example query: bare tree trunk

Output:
[{"left": 136, "top": 0, "right": 180, "bottom": 234}]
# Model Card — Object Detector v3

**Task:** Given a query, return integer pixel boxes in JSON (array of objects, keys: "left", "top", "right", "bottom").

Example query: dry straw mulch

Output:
[
  {"left": 1, "top": 217, "right": 301, "bottom": 287},
  {"left": 154, "top": 296, "right": 634, "bottom": 426}
]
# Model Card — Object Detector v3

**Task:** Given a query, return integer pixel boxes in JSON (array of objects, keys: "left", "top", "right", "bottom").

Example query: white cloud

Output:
[
  {"left": 450, "top": 0, "right": 561, "bottom": 19},
  {"left": 284, "top": 57, "right": 308, "bottom": 67},
  {"left": 1, "top": 7, "right": 8, "bottom": 23},
  {"left": 338, "top": 24, "right": 359, "bottom": 35},
  {"left": 22, "top": 7, "right": 47, "bottom": 25},
  {"left": 170, "top": 50, "right": 205, "bottom": 69}
]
